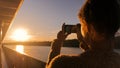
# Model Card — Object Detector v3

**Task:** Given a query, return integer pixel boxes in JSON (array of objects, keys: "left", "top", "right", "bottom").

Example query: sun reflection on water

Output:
[{"left": 16, "top": 45, "right": 24, "bottom": 54}]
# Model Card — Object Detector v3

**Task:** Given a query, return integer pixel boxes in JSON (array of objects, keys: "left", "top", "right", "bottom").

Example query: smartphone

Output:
[{"left": 64, "top": 24, "right": 80, "bottom": 34}]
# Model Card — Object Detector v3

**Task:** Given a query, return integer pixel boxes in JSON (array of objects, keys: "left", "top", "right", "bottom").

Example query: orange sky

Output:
[{"left": 4, "top": 0, "right": 84, "bottom": 42}]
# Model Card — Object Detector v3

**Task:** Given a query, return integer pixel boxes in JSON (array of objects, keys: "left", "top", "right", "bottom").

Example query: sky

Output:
[{"left": 4, "top": 0, "right": 85, "bottom": 42}]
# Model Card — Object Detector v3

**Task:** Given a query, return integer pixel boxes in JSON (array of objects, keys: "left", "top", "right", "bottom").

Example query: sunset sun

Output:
[{"left": 11, "top": 29, "right": 30, "bottom": 41}]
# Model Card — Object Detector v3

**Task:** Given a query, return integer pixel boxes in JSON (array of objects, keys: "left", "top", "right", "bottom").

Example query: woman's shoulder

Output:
[{"left": 48, "top": 55, "right": 82, "bottom": 68}]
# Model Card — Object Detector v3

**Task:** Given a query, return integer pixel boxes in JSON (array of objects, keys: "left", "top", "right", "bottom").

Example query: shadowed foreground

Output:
[{"left": 3, "top": 46, "right": 46, "bottom": 68}]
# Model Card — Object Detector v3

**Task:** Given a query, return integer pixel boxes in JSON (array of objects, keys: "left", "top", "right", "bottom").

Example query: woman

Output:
[{"left": 46, "top": 0, "right": 120, "bottom": 68}]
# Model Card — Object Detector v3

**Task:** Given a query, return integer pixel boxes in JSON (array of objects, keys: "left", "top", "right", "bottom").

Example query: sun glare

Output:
[
  {"left": 16, "top": 45, "right": 24, "bottom": 54},
  {"left": 11, "top": 29, "right": 30, "bottom": 41}
]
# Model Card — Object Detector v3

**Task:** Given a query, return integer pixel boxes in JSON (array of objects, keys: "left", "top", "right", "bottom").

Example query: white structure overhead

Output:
[{"left": 0, "top": 0, "right": 24, "bottom": 41}]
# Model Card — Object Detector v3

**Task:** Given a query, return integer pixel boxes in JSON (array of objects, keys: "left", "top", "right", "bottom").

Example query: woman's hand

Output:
[
  {"left": 57, "top": 31, "right": 69, "bottom": 41},
  {"left": 75, "top": 24, "right": 89, "bottom": 51},
  {"left": 75, "top": 24, "right": 83, "bottom": 41},
  {"left": 57, "top": 23, "right": 70, "bottom": 41}
]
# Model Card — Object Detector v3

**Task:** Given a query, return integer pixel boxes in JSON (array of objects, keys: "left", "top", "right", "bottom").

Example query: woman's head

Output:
[{"left": 79, "top": 0, "right": 120, "bottom": 40}]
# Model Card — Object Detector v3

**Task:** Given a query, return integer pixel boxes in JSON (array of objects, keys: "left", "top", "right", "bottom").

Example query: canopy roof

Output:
[{"left": 0, "top": 0, "right": 23, "bottom": 41}]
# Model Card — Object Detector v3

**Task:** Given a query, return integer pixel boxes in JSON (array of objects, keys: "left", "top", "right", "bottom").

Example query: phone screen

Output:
[{"left": 65, "top": 25, "right": 73, "bottom": 34}]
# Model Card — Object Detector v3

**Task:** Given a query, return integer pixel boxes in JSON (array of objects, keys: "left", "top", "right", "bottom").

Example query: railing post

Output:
[{"left": 0, "top": 22, "right": 2, "bottom": 68}]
